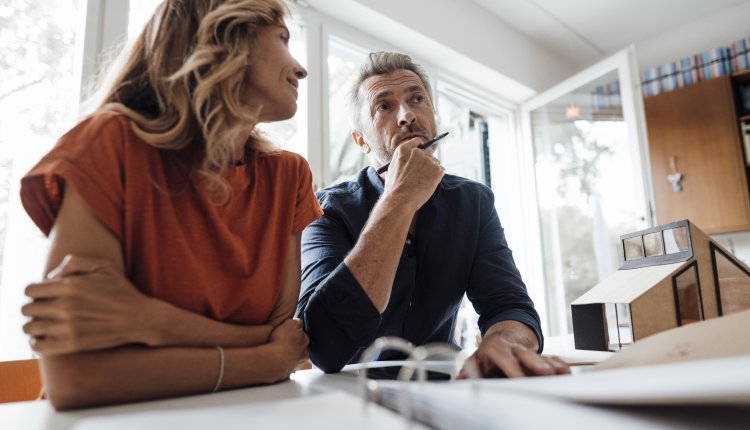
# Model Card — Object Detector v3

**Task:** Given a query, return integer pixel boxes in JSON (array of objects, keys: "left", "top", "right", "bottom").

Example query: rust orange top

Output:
[{"left": 20, "top": 111, "right": 323, "bottom": 324}]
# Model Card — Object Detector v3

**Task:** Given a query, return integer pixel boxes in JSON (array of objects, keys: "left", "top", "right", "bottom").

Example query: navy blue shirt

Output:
[{"left": 298, "top": 167, "right": 542, "bottom": 373}]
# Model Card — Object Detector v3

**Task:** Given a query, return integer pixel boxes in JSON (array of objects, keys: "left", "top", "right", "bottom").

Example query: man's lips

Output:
[{"left": 397, "top": 133, "right": 427, "bottom": 143}]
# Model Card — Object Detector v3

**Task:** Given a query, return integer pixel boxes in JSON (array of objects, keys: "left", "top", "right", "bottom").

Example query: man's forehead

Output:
[{"left": 362, "top": 70, "right": 426, "bottom": 100}]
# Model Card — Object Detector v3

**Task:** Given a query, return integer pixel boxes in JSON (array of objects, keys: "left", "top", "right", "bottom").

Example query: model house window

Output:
[
  {"left": 672, "top": 263, "right": 704, "bottom": 325},
  {"left": 711, "top": 245, "right": 750, "bottom": 315}
]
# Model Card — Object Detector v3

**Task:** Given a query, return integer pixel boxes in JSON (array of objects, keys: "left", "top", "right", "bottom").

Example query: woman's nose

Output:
[{"left": 294, "top": 61, "right": 308, "bottom": 79}]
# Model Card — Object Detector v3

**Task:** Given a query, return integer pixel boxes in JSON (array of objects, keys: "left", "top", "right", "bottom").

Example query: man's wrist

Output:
[{"left": 380, "top": 188, "right": 420, "bottom": 215}]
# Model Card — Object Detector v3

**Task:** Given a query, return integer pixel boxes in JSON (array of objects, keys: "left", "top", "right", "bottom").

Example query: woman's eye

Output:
[{"left": 281, "top": 35, "right": 290, "bottom": 45}]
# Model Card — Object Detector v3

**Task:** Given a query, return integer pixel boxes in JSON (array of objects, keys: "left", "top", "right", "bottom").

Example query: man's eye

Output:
[
  {"left": 413, "top": 95, "right": 424, "bottom": 103},
  {"left": 377, "top": 103, "right": 391, "bottom": 111},
  {"left": 281, "top": 35, "right": 290, "bottom": 45}
]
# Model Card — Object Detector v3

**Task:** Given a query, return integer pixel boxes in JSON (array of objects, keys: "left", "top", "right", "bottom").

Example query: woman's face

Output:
[{"left": 245, "top": 23, "right": 307, "bottom": 122}]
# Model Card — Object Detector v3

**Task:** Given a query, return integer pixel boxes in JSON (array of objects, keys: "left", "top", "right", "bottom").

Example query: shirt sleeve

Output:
[
  {"left": 297, "top": 198, "right": 382, "bottom": 373},
  {"left": 291, "top": 156, "right": 323, "bottom": 234},
  {"left": 20, "top": 114, "right": 126, "bottom": 239},
  {"left": 467, "top": 188, "right": 544, "bottom": 353}
]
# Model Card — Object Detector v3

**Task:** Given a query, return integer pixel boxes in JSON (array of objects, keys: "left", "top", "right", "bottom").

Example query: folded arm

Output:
[{"left": 24, "top": 184, "right": 306, "bottom": 408}]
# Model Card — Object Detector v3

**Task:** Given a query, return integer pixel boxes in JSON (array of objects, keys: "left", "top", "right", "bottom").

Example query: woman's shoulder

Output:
[
  {"left": 56, "top": 111, "right": 139, "bottom": 156},
  {"left": 65, "top": 111, "right": 133, "bottom": 140},
  {"left": 256, "top": 150, "right": 312, "bottom": 174}
]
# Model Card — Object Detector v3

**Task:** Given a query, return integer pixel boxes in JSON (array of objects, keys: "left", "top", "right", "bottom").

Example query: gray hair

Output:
[{"left": 348, "top": 51, "right": 434, "bottom": 131}]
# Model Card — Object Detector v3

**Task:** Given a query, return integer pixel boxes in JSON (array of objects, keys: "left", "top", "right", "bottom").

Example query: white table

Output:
[{"left": 2, "top": 364, "right": 748, "bottom": 430}]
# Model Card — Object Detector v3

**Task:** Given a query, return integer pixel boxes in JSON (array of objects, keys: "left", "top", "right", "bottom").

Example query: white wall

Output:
[
  {"left": 634, "top": 1, "right": 750, "bottom": 70},
  {"left": 304, "top": 0, "right": 574, "bottom": 101}
]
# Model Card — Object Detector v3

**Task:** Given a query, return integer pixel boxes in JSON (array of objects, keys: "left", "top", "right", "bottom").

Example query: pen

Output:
[{"left": 376, "top": 131, "right": 450, "bottom": 174}]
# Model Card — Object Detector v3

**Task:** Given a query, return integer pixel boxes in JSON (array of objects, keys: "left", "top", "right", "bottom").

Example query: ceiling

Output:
[{"left": 470, "top": 0, "right": 750, "bottom": 66}]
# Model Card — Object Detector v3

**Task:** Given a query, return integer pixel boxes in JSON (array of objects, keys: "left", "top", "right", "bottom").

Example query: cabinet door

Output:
[{"left": 645, "top": 76, "right": 750, "bottom": 234}]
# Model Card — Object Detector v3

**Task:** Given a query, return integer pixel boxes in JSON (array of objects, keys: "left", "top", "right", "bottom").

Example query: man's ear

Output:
[{"left": 352, "top": 131, "right": 370, "bottom": 154}]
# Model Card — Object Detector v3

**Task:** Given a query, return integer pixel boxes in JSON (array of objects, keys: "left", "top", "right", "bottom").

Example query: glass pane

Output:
[
  {"left": 664, "top": 226, "right": 689, "bottom": 254},
  {"left": 128, "top": 0, "right": 162, "bottom": 39},
  {"left": 643, "top": 232, "right": 664, "bottom": 257},
  {"left": 714, "top": 249, "right": 750, "bottom": 315},
  {"left": 435, "top": 94, "right": 488, "bottom": 184},
  {"left": 0, "top": 0, "right": 83, "bottom": 360},
  {"left": 605, "top": 303, "right": 632, "bottom": 350},
  {"left": 531, "top": 69, "right": 648, "bottom": 334},
  {"left": 673, "top": 265, "right": 703, "bottom": 324},
  {"left": 327, "top": 36, "right": 368, "bottom": 185},
  {"left": 623, "top": 236, "right": 644, "bottom": 260}
]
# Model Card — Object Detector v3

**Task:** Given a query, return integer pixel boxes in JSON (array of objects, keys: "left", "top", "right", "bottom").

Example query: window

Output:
[
  {"left": 529, "top": 70, "right": 649, "bottom": 335},
  {"left": 0, "top": 0, "right": 84, "bottom": 360},
  {"left": 604, "top": 303, "right": 632, "bottom": 350},
  {"left": 327, "top": 36, "right": 369, "bottom": 185},
  {"left": 672, "top": 263, "right": 704, "bottom": 325},
  {"left": 256, "top": 19, "right": 308, "bottom": 157}
]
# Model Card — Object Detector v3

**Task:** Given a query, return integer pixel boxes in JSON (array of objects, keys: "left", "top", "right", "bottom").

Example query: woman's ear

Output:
[{"left": 352, "top": 131, "right": 370, "bottom": 154}]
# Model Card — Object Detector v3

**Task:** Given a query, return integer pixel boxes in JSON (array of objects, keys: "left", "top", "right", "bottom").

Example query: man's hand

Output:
[
  {"left": 383, "top": 138, "right": 444, "bottom": 211},
  {"left": 458, "top": 321, "right": 570, "bottom": 378},
  {"left": 21, "top": 254, "right": 157, "bottom": 355}
]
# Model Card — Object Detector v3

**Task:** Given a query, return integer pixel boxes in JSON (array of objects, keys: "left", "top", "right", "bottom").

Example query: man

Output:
[{"left": 297, "top": 52, "right": 569, "bottom": 378}]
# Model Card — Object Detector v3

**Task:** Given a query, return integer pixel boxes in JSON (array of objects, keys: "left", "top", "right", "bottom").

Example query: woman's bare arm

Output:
[
  {"left": 266, "top": 234, "right": 302, "bottom": 327},
  {"left": 24, "top": 184, "right": 308, "bottom": 409},
  {"left": 24, "top": 184, "right": 279, "bottom": 352}
]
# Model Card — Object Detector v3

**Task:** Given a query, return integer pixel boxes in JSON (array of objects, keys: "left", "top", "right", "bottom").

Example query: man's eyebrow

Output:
[
  {"left": 406, "top": 85, "right": 423, "bottom": 94},
  {"left": 372, "top": 90, "right": 393, "bottom": 103}
]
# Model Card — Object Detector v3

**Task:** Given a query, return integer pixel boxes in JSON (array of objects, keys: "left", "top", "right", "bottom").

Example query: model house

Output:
[{"left": 572, "top": 219, "right": 750, "bottom": 351}]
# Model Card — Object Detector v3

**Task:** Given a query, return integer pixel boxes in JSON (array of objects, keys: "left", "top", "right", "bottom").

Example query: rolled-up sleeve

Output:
[
  {"left": 298, "top": 204, "right": 382, "bottom": 373},
  {"left": 467, "top": 190, "right": 544, "bottom": 353}
]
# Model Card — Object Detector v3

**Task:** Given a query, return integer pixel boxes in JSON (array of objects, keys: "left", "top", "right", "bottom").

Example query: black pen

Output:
[{"left": 376, "top": 131, "right": 450, "bottom": 174}]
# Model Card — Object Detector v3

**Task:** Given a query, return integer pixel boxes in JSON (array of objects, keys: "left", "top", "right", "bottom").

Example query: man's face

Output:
[{"left": 354, "top": 69, "right": 437, "bottom": 168}]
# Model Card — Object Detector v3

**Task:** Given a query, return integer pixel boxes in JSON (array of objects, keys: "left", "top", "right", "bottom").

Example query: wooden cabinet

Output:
[{"left": 644, "top": 75, "right": 750, "bottom": 234}]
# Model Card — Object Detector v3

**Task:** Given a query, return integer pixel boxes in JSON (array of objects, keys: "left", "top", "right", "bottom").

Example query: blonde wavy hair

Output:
[{"left": 98, "top": 0, "right": 289, "bottom": 203}]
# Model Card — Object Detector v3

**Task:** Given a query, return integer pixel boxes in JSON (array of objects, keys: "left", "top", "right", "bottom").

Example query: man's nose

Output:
[{"left": 397, "top": 105, "right": 416, "bottom": 127}]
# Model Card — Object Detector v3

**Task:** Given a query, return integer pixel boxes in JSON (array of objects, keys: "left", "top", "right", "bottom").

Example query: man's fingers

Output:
[
  {"left": 515, "top": 347, "right": 556, "bottom": 376},
  {"left": 482, "top": 343, "right": 525, "bottom": 378},
  {"left": 547, "top": 355, "right": 572, "bottom": 374}
]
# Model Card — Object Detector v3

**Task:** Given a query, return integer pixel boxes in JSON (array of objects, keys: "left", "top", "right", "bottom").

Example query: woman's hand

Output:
[
  {"left": 266, "top": 318, "right": 309, "bottom": 382},
  {"left": 21, "top": 254, "right": 158, "bottom": 355}
]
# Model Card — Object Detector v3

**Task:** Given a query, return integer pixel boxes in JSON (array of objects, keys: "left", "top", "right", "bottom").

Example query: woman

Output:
[{"left": 19, "top": 0, "right": 322, "bottom": 409}]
